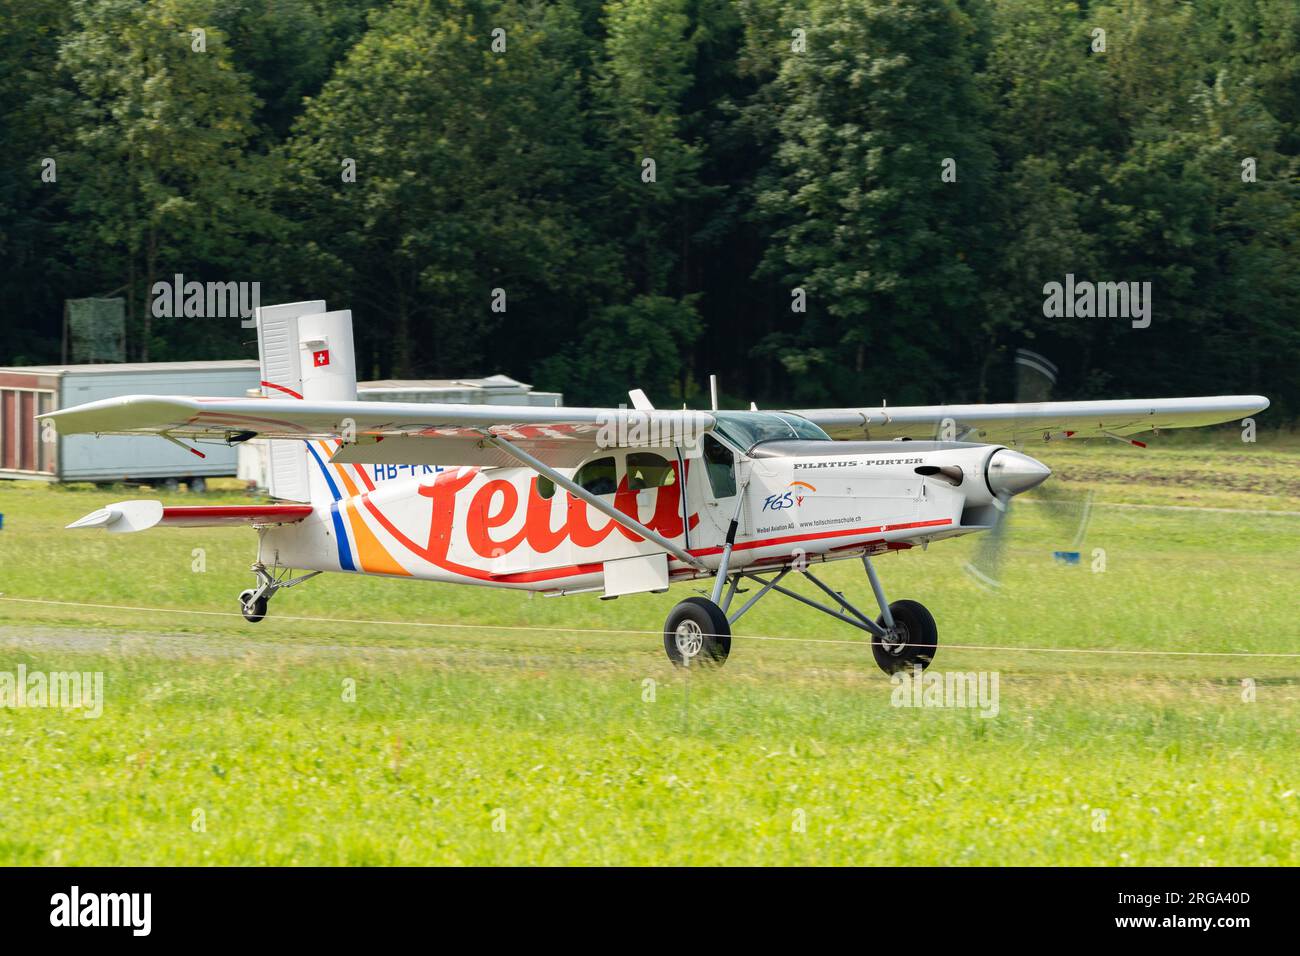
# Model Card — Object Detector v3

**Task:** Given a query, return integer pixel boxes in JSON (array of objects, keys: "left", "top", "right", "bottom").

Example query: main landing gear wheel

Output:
[
  {"left": 663, "top": 597, "right": 731, "bottom": 668},
  {"left": 239, "top": 589, "right": 268, "bottom": 623},
  {"left": 872, "top": 599, "right": 938, "bottom": 675}
]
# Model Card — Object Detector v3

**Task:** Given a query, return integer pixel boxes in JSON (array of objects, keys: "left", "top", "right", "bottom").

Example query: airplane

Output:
[{"left": 44, "top": 301, "right": 1269, "bottom": 673}]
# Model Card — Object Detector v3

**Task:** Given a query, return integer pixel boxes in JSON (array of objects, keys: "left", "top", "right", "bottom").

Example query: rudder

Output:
[{"left": 254, "top": 300, "right": 358, "bottom": 504}]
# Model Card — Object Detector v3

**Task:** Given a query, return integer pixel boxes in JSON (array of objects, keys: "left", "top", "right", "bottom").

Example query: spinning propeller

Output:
[{"left": 963, "top": 349, "right": 1097, "bottom": 589}]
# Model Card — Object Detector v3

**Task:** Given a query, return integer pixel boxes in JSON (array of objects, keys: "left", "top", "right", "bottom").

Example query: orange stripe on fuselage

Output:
[{"left": 344, "top": 498, "right": 411, "bottom": 576}]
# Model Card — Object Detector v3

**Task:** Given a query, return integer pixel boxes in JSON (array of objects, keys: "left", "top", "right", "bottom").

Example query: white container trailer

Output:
[{"left": 0, "top": 360, "right": 260, "bottom": 485}]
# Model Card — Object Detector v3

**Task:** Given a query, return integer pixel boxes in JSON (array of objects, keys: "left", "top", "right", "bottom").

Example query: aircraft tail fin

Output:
[{"left": 254, "top": 301, "right": 358, "bottom": 503}]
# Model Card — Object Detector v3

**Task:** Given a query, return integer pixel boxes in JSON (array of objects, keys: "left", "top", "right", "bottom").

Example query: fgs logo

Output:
[
  {"left": 762, "top": 481, "right": 816, "bottom": 511},
  {"left": 763, "top": 492, "right": 795, "bottom": 512}
]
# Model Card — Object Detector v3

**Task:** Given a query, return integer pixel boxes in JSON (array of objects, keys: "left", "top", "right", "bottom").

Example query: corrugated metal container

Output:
[
  {"left": 0, "top": 360, "right": 260, "bottom": 483},
  {"left": 354, "top": 374, "right": 563, "bottom": 407}
]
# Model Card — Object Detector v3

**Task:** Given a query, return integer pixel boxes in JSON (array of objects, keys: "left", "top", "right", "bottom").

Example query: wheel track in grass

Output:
[{"left": 2, "top": 599, "right": 1298, "bottom": 660}]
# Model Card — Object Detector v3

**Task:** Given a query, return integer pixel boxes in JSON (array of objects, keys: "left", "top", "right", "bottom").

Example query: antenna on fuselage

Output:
[{"left": 709, "top": 374, "right": 719, "bottom": 412}]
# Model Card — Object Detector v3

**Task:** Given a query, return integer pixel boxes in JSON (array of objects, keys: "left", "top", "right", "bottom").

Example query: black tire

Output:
[
  {"left": 871, "top": 599, "right": 937, "bottom": 674},
  {"left": 187, "top": 477, "right": 207, "bottom": 494},
  {"left": 663, "top": 597, "right": 731, "bottom": 667},
  {"left": 239, "top": 589, "right": 268, "bottom": 623}
]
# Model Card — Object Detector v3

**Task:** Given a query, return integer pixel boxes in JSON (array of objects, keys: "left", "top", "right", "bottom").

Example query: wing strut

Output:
[{"left": 478, "top": 432, "right": 709, "bottom": 573}]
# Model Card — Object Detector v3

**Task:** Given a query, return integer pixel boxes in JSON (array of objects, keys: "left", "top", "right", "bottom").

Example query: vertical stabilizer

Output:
[
  {"left": 254, "top": 300, "right": 350, "bottom": 502},
  {"left": 298, "top": 310, "right": 357, "bottom": 402}
]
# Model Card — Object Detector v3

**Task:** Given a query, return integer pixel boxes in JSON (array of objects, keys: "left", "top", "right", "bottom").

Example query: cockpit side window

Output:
[
  {"left": 574, "top": 456, "right": 617, "bottom": 496},
  {"left": 626, "top": 452, "right": 676, "bottom": 491},
  {"left": 702, "top": 434, "right": 736, "bottom": 499}
]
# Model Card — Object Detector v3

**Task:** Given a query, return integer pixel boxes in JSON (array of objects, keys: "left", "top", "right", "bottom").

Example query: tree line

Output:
[{"left": 2, "top": 0, "right": 1296, "bottom": 416}]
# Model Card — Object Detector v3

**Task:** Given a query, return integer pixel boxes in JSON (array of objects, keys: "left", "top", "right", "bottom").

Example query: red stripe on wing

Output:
[{"left": 158, "top": 505, "right": 314, "bottom": 527}]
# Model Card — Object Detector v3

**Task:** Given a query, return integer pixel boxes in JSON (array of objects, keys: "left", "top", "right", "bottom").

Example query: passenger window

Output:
[
  {"left": 536, "top": 475, "right": 555, "bottom": 500},
  {"left": 626, "top": 452, "right": 676, "bottom": 492},
  {"left": 574, "top": 456, "right": 617, "bottom": 496},
  {"left": 702, "top": 434, "right": 736, "bottom": 499}
]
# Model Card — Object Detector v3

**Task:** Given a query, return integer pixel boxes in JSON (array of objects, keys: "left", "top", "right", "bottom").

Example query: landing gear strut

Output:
[
  {"left": 238, "top": 562, "right": 320, "bottom": 623},
  {"left": 663, "top": 552, "right": 939, "bottom": 674}
]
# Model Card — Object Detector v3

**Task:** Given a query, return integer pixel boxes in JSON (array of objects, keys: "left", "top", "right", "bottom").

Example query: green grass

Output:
[{"left": 0, "top": 429, "right": 1297, "bottom": 865}]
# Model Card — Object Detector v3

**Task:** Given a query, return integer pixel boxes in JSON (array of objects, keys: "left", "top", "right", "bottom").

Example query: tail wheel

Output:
[
  {"left": 239, "top": 589, "right": 268, "bottom": 623},
  {"left": 663, "top": 597, "right": 731, "bottom": 667},
  {"left": 872, "top": 599, "right": 937, "bottom": 674}
]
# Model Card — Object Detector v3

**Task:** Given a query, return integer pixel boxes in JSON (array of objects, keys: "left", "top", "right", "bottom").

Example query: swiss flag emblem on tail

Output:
[{"left": 312, "top": 349, "right": 330, "bottom": 367}]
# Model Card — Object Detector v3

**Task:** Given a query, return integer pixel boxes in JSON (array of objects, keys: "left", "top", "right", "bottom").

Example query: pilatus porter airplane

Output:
[{"left": 47, "top": 301, "right": 1269, "bottom": 672}]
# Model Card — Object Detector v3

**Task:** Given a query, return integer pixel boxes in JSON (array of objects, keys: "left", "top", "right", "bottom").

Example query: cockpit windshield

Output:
[{"left": 711, "top": 411, "right": 832, "bottom": 452}]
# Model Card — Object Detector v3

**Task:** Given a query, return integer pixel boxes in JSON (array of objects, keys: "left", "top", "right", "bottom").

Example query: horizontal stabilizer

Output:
[
  {"left": 66, "top": 501, "right": 314, "bottom": 533},
  {"left": 66, "top": 500, "right": 163, "bottom": 533}
]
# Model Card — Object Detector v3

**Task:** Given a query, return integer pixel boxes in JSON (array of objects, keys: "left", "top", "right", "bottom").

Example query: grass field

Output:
[{"left": 0, "top": 428, "right": 1297, "bottom": 865}]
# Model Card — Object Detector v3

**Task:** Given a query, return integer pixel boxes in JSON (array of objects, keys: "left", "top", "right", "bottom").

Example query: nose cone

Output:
[{"left": 987, "top": 449, "right": 1052, "bottom": 497}]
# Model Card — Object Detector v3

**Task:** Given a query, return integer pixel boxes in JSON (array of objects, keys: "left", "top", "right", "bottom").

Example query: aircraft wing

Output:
[
  {"left": 43, "top": 392, "right": 1271, "bottom": 464},
  {"left": 789, "top": 395, "right": 1270, "bottom": 443},
  {"left": 42, "top": 395, "right": 715, "bottom": 467}
]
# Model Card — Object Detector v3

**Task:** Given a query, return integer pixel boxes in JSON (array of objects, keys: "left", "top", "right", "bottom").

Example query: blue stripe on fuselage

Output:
[{"left": 304, "top": 441, "right": 356, "bottom": 571}]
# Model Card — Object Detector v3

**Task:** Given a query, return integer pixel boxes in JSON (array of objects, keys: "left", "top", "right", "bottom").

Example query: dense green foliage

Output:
[{"left": 1, "top": 0, "right": 1296, "bottom": 412}]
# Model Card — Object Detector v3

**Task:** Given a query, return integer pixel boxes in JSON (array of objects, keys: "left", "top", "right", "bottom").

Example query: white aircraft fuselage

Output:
[{"left": 259, "top": 437, "right": 1033, "bottom": 597}]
